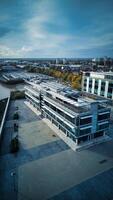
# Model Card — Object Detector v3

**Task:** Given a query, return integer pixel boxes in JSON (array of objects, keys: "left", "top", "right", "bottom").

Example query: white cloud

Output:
[
  {"left": 0, "top": 45, "right": 32, "bottom": 57},
  {"left": 21, "top": 0, "right": 75, "bottom": 57}
]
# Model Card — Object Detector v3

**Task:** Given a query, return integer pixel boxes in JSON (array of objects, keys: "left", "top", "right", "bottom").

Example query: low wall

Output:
[{"left": 0, "top": 97, "right": 10, "bottom": 141}]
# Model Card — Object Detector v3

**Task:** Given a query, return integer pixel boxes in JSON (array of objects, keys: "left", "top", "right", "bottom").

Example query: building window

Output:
[
  {"left": 101, "top": 81, "right": 105, "bottom": 96},
  {"left": 79, "top": 128, "right": 91, "bottom": 136},
  {"left": 94, "top": 131, "right": 103, "bottom": 138},
  {"left": 78, "top": 135, "right": 89, "bottom": 144},
  {"left": 98, "top": 113, "right": 110, "bottom": 121},
  {"left": 94, "top": 80, "right": 98, "bottom": 94},
  {"left": 98, "top": 123, "right": 109, "bottom": 130},
  {"left": 88, "top": 79, "right": 92, "bottom": 93},
  {"left": 107, "top": 83, "right": 113, "bottom": 98},
  {"left": 59, "top": 125, "right": 66, "bottom": 134},
  {"left": 80, "top": 117, "right": 92, "bottom": 125}
]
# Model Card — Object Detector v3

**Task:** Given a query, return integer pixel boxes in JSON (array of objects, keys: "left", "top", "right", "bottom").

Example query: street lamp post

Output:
[{"left": 11, "top": 171, "right": 16, "bottom": 192}]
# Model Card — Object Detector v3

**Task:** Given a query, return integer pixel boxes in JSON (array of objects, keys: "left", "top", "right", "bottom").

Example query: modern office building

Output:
[
  {"left": 82, "top": 72, "right": 113, "bottom": 100},
  {"left": 25, "top": 80, "right": 111, "bottom": 148}
]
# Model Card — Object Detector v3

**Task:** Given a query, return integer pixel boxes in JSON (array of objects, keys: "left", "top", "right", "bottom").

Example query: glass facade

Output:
[
  {"left": 98, "top": 113, "right": 110, "bottom": 121},
  {"left": 80, "top": 117, "right": 92, "bottom": 125},
  {"left": 44, "top": 100, "right": 75, "bottom": 124},
  {"left": 44, "top": 107, "right": 76, "bottom": 135},
  {"left": 79, "top": 127, "right": 91, "bottom": 136},
  {"left": 98, "top": 123, "right": 109, "bottom": 130}
]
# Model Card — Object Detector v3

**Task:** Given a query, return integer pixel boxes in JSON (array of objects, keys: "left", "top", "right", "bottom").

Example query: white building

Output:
[{"left": 82, "top": 72, "right": 113, "bottom": 100}]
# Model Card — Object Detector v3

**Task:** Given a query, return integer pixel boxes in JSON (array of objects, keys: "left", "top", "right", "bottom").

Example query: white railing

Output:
[
  {"left": 0, "top": 97, "right": 10, "bottom": 140},
  {"left": 44, "top": 96, "right": 76, "bottom": 118},
  {"left": 25, "top": 92, "right": 40, "bottom": 104},
  {"left": 25, "top": 86, "right": 40, "bottom": 97}
]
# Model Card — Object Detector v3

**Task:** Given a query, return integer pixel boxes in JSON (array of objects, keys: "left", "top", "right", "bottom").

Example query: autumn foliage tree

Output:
[{"left": 26, "top": 66, "right": 82, "bottom": 90}]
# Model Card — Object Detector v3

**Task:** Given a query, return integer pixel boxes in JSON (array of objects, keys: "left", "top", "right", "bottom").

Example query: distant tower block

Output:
[
  {"left": 56, "top": 59, "right": 59, "bottom": 64},
  {"left": 63, "top": 58, "right": 66, "bottom": 65}
]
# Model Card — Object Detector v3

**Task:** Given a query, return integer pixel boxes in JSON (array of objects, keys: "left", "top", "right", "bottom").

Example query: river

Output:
[{"left": 0, "top": 83, "right": 25, "bottom": 99}]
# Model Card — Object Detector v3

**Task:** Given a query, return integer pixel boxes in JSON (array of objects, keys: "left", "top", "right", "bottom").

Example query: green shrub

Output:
[
  {"left": 11, "top": 90, "right": 25, "bottom": 100},
  {"left": 14, "top": 123, "right": 18, "bottom": 132},
  {"left": 13, "top": 112, "right": 19, "bottom": 120},
  {"left": 10, "top": 136, "right": 19, "bottom": 153}
]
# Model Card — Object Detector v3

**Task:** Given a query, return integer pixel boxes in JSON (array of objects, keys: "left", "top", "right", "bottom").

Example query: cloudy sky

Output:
[{"left": 0, "top": 0, "right": 113, "bottom": 58}]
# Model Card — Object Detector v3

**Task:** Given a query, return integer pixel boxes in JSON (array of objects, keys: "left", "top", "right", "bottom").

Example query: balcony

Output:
[
  {"left": 44, "top": 96, "right": 76, "bottom": 118},
  {"left": 25, "top": 86, "right": 40, "bottom": 97},
  {"left": 43, "top": 105, "right": 77, "bottom": 135},
  {"left": 43, "top": 104, "right": 76, "bottom": 128},
  {"left": 25, "top": 91, "right": 40, "bottom": 104},
  {"left": 44, "top": 95, "right": 90, "bottom": 116}
]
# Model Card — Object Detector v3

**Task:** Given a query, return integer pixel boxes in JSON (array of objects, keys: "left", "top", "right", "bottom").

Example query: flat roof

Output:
[
  {"left": 84, "top": 71, "right": 113, "bottom": 74},
  {"left": 83, "top": 71, "right": 113, "bottom": 76},
  {"left": 25, "top": 80, "right": 109, "bottom": 114},
  {"left": 48, "top": 90, "right": 90, "bottom": 107}
]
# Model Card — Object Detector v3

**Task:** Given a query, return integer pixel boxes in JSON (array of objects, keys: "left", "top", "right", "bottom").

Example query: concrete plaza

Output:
[{"left": 0, "top": 99, "right": 113, "bottom": 200}]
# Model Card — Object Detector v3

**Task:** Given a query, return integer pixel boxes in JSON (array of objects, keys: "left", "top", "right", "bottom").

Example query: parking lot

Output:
[{"left": 0, "top": 99, "right": 113, "bottom": 200}]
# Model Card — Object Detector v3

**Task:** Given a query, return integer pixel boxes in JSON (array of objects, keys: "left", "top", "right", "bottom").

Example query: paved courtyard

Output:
[{"left": 0, "top": 99, "right": 113, "bottom": 200}]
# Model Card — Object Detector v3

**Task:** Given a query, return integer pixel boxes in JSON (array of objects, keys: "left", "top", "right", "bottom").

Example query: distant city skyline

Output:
[{"left": 0, "top": 0, "right": 113, "bottom": 58}]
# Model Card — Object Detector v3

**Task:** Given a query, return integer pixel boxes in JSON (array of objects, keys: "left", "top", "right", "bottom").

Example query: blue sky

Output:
[{"left": 0, "top": 0, "right": 113, "bottom": 58}]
